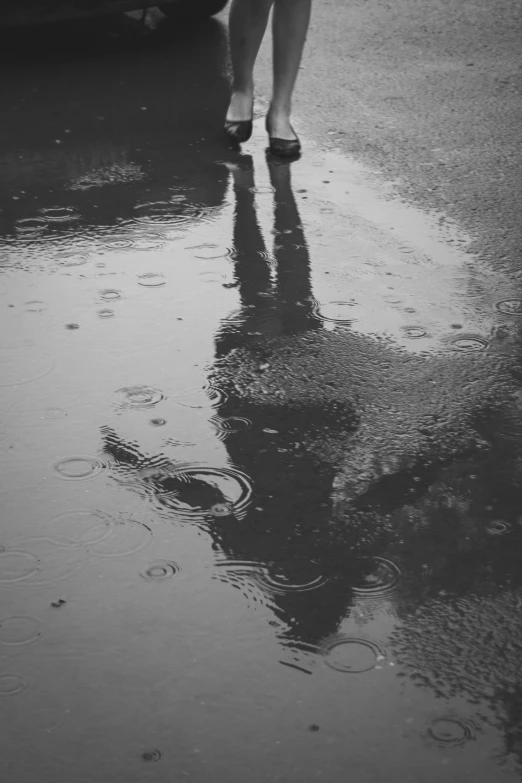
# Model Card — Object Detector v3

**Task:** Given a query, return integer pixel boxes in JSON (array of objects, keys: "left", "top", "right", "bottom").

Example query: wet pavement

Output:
[{"left": 1, "top": 12, "right": 522, "bottom": 783}]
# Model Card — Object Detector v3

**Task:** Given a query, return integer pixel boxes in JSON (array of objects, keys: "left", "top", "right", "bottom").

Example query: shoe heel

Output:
[{"left": 224, "top": 119, "right": 253, "bottom": 144}]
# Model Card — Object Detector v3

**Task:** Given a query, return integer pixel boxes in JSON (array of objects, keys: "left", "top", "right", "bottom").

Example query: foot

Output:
[
  {"left": 226, "top": 89, "right": 255, "bottom": 123},
  {"left": 266, "top": 111, "right": 301, "bottom": 158},
  {"left": 266, "top": 109, "right": 298, "bottom": 141}
]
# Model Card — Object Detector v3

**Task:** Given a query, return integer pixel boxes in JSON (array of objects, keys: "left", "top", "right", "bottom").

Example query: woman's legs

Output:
[
  {"left": 226, "top": 0, "right": 312, "bottom": 142},
  {"left": 226, "top": 0, "right": 273, "bottom": 123},
  {"left": 268, "top": 0, "right": 312, "bottom": 140}
]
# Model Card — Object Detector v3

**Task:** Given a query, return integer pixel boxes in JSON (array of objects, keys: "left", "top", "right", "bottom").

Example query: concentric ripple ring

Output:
[{"left": 321, "top": 636, "right": 386, "bottom": 673}]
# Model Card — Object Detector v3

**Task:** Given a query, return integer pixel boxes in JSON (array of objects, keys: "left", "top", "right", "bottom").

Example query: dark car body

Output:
[
  {"left": 0, "top": 0, "right": 227, "bottom": 27},
  {"left": 0, "top": 14, "right": 231, "bottom": 254}
]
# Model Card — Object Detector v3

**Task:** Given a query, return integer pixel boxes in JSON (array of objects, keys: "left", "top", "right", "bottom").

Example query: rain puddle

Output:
[{"left": 0, "top": 14, "right": 521, "bottom": 783}]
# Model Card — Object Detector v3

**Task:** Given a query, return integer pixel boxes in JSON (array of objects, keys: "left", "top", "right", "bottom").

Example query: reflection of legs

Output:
[
  {"left": 226, "top": 0, "right": 273, "bottom": 123},
  {"left": 268, "top": 0, "right": 312, "bottom": 140},
  {"left": 223, "top": 158, "right": 272, "bottom": 306},
  {"left": 268, "top": 158, "right": 314, "bottom": 313}
]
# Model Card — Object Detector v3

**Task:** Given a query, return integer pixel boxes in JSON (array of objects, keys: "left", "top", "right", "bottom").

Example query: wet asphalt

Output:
[
  {"left": 0, "top": 6, "right": 522, "bottom": 783},
  {"left": 272, "top": 0, "right": 522, "bottom": 270}
]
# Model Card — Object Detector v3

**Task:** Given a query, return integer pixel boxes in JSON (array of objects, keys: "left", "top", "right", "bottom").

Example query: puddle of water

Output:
[{"left": 0, "top": 15, "right": 521, "bottom": 783}]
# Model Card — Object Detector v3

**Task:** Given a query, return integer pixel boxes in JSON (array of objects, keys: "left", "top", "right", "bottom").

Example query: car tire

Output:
[{"left": 159, "top": 0, "right": 229, "bottom": 21}]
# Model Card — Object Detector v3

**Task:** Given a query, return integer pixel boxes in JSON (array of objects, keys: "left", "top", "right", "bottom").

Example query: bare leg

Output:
[
  {"left": 268, "top": 0, "right": 312, "bottom": 139},
  {"left": 226, "top": 0, "right": 274, "bottom": 122}
]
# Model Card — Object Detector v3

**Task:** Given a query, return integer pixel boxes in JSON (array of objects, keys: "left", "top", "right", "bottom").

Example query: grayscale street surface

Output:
[{"left": 0, "top": 2, "right": 521, "bottom": 781}]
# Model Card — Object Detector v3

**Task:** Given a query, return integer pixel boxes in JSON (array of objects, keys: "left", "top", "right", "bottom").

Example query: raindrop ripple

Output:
[
  {"left": 0, "top": 550, "right": 40, "bottom": 583},
  {"left": 137, "top": 273, "right": 166, "bottom": 288},
  {"left": 496, "top": 299, "right": 522, "bottom": 316},
  {"left": 38, "top": 206, "right": 80, "bottom": 223},
  {"left": 0, "top": 673, "right": 26, "bottom": 696},
  {"left": 115, "top": 386, "right": 164, "bottom": 410},
  {"left": 427, "top": 716, "right": 476, "bottom": 747},
  {"left": 321, "top": 635, "right": 386, "bottom": 673},
  {"left": 351, "top": 557, "right": 402, "bottom": 599},
  {"left": 1, "top": 538, "right": 85, "bottom": 586},
  {"left": 314, "top": 301, "right": 358, "bottom": 325},
  {"left": 133, "top": 199, "right": 209, "bottom": 227},
  {"left": 53, "top": 456, "right": 106, "bottom": 481},
  {"left": 210, "top": 416, "right": 252, "bottom": 439},
  {"left": 140, "top": 561, "right": 181, "bottom": 581},
  {"left": 0, "top": 616, "right": 42, "bottom": 646},
  {"left": 140, "top": 463, "right": 253, "bottom": 522},
  {"left": 450, "top": 334, "right": 489, "bottom": 352},
  {"left": 485, "top": 519, "right": 511, "bottom": 536},
  {"left": 83, "top": 514, "right": 153, "bottom": 558},
  {"left": 42, "top": 510, "right": 114, "bottom": 547},
  {"left": 99, "top": 289, "right": 122, "bottom": 301},
  {"left": 402, "top": 326, "right": 428, "bottom": 339},
  {"left": 255, "top": 558, "right": 328, "bottom": 594}
]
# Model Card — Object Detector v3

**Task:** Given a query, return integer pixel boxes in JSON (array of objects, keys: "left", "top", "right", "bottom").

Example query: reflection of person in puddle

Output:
[
  {"left": 210, "top": 154, "right": 362, "bottom": 652},
  {"left": 100, "top": 155, "right": 363, "bottom": 658}
]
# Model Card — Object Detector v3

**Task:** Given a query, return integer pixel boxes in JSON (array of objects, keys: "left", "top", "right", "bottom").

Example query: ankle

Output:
[
  {"left": 267, "top": 102, "right": 291, "bottom": 122},
  {"left": 266, "top": 109, "right": 296, "bottom": 139},
  {"left": 231, "top": 82, "right": 255, "bottom": 99}
]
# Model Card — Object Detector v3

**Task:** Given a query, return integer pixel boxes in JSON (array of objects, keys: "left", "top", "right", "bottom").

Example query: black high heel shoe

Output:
[
  {"left": 224, "top": 118, "right": 253, "bottom": 144},
  {"left": 265, "top": 117, "right": 301, "bottom": 158}
]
